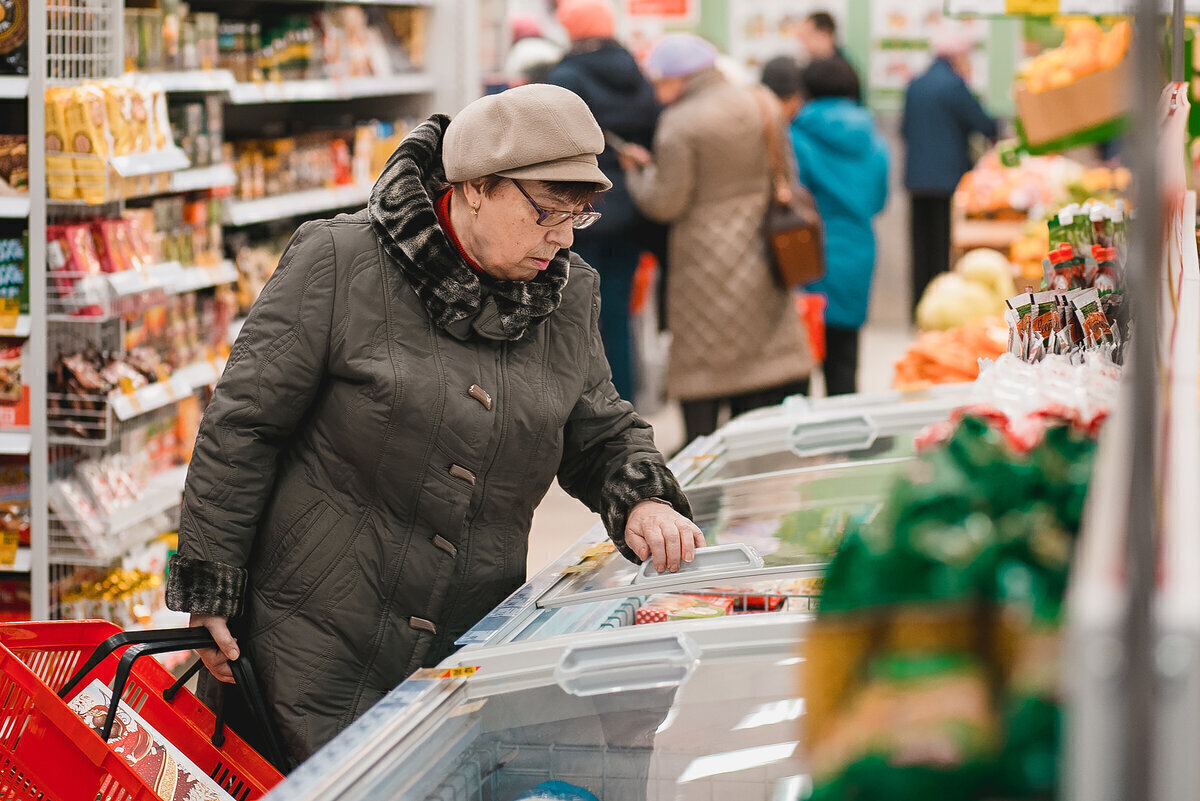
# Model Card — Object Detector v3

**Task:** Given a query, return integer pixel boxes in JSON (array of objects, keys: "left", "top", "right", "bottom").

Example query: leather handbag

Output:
[{"left": 752, "top": 88, "right": 826, "bottom": 289}]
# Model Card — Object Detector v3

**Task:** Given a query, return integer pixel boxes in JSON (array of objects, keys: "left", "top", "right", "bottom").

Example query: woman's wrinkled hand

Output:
[
  {"left": 625, "top": 500, "right": 707, "bottom": 573},
  {"left": 617, "top": 144, "right": 652, "bottom": 171},
  {"left": 191, "top": 613, "right": 239, "bottom": 684}
]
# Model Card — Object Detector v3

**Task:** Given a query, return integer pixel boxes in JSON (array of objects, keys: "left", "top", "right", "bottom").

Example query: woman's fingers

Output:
[{"left": 190, "top": 613, "right": 239, "bottom": 684}]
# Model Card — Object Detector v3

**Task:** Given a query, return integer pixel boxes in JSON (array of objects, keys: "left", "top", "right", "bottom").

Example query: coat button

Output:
[
  {"left": 449, "top": 464, "right": 476, "bottom": 485},
  {"left": 409, "top": 616, "right": 438, "bottom": 634},
  {"left": 468, "top": 384, "right": 493, "bottom": 410},
  {"left": 432, "top": 534, "right": 458, "bottom": 557}
]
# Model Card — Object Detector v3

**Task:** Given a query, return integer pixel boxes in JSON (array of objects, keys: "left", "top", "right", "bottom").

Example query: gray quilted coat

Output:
[
  {"left": 165, "top": 116, "right": 691, "bottom": 763},
  {"left": 626, "top": 67, "right": 813, "bottom": 401}
]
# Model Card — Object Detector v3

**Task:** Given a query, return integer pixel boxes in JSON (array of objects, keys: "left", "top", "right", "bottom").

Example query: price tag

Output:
[
  {"left": 439, "top": 666, "right": 479, "bottom": 679},
  {"left": 137, "top": 382, "right": 174, "bottom": 412},
  {"left": 579, "top": 542, "right": 615, "bottom": 560},
  {"left": 1005, "top": 0, "right": 1058, "bottom": 14},
  {"left": 169, "top": 373, "right": 193, "bottom": 398},
  {"left": 107, "top": 270, "right": 148, "bottom": 298}
]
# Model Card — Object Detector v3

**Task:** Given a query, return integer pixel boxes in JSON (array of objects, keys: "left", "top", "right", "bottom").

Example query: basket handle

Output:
[{"left": 58, "top": 627, "right": 293, "bottom": 773}]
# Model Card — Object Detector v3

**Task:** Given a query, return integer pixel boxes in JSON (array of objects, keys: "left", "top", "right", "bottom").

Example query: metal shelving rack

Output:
[{"left": 27, "top": 0, "right": 479, "bottom": 622}]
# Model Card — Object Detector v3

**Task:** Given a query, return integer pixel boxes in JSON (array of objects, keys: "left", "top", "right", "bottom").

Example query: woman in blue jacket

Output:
[{"left": 790, "top": 57, "right": 890, "bottom": 395}]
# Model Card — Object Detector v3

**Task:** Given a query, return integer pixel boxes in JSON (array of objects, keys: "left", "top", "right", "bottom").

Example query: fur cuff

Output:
[
  {"left": 166, "top": 555, "right": 247, "bottom": 618},
  {"left": 600, "top": 460, "right": 694, "bottom": 564}
]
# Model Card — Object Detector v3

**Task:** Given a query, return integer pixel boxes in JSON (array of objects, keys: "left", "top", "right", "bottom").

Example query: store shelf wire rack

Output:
[{"left": 47, "top": 0, "right": 124, "bottom": 85}]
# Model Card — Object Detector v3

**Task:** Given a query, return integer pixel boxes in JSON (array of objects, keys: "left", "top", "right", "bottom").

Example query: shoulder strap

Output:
[{"left": 751, "top": 87, "right": 792, "bottom": 203}]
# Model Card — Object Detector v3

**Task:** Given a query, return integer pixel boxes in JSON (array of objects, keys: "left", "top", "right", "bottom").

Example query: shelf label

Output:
[{"left": 1005, "top": 0, "right": 1059, "bottom": 13}]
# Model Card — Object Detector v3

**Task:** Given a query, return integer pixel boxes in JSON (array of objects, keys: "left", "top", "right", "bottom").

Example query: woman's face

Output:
[
  {"left": 654, "top": 76, "right": 686, "bottom": 106},
  {"left": 460, "top": 179, "right": 579, "bottom": 282}
]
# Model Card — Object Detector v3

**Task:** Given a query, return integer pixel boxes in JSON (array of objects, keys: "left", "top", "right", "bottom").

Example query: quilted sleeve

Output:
[
  {"left": 557, "top": 266, "right": 693, "bottom": 564},
  {"left": 166, "top": 221, "right": 337, "bottom": 617}
]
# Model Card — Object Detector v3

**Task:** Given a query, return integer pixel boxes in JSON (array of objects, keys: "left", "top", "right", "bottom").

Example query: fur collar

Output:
[{"left": 367, "top": 115, "right": 570, "bottom": 341}]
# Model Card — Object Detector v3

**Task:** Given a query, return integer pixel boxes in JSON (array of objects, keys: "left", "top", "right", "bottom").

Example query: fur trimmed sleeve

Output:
[{"left": 166, "top": 555, "right": 247, "bottom": 618}]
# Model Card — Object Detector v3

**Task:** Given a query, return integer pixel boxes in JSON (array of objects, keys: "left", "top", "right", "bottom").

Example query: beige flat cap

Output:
[{"left": 443, "top": 84, "right": 613, "bottom": 190}]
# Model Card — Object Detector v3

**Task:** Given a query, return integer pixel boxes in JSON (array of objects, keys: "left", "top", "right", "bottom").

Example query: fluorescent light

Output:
[
  {"left": 677, "top": 741, "right": 800, "bottom": 783},
  {"left": 732, "top": 699, "right": 806, "bottom": 730}
]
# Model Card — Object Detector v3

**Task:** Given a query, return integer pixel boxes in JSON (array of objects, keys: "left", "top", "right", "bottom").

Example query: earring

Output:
[{"left": 470, "top": 206, "right": 479, "bottom": 216}]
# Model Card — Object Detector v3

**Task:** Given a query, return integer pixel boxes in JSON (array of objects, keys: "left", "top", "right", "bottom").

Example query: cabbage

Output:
[
  {"left": 917, "top": 273, "right": 1006, "bottom": 331},
  {"left": 955, "top": 248, "right": 1017, "bottom": 302}
]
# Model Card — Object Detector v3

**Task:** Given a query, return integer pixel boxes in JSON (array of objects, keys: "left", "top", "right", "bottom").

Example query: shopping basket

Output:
[{"left": 0, "top": 620, "right": 286, "bottom": 801}]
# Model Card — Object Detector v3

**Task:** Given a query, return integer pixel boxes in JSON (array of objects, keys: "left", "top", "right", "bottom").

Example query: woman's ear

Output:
[{"left": 461, "top": 179, "right": 485, "bottom": 213}]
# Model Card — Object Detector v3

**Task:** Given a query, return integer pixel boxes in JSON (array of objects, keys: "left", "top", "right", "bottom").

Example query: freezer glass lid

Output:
[
  {"left": 539, "top": 458, "right": 906, "bottom": 608},
  {"left": 418, "top": 631, "right": 808, "bottom": 800}
]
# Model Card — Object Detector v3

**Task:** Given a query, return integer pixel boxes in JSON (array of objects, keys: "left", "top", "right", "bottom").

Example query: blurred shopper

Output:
[
  {"left": 546, "top": 0, "right": 661, "bottom": 400},
  {"left": 797, "top": 12, "right": 862, "bottom": 103},
  {"left": 168, "top": 84, "right": 704, "bottom": 764},
  {"left": 504, "top": 14, "right": 563, "bottom": 87},
  {"left": 790, "top": 58, "right": 889, "bottom": 396},
  {"left": 761, "top": 55, "right": 804, "bottom": 121},
  {"left": 620, "top": 34, "right": 813, "bottom": 443},
  {"left": 902, "top": 29, "right": 997, "bottom": 317}
]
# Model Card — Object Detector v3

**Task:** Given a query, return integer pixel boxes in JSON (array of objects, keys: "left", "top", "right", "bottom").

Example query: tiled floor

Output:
[{"left": 525, "top": 321, "right": 917, "bottom": 575}]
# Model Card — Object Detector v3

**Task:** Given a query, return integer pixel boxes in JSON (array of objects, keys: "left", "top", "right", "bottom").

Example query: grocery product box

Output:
[{"left": 1015, "top": 55, "right": 1130, "bottom": 151}]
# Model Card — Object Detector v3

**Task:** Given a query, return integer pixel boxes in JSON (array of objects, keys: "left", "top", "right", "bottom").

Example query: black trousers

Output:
[
  {"left": 823, "top": 325, "right": 860, "bottom": 396},
  {"left": 681, "top": 378, "right": 810, "bottom": 445},
  {"left": 909, "top": 193, "right": 953, "bottom": 317}
]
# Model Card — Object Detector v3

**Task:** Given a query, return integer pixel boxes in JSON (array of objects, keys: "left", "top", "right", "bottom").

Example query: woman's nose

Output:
[{"left": 546, "top": 221, "right": 574, "bottom": 249}]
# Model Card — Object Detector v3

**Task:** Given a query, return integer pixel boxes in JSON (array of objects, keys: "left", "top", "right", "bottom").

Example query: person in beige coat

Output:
[{"left": 620, "top": 34, "right": 813, "bottom": 443}]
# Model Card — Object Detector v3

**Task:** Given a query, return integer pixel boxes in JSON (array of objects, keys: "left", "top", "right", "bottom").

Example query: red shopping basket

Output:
[{"left": 0, "top": 620, "right": 284, "bottom": 801}]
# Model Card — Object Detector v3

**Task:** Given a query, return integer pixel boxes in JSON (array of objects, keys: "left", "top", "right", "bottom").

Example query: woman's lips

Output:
[{"left": 530, "top": 258, "right": 551, "bottom": 271}]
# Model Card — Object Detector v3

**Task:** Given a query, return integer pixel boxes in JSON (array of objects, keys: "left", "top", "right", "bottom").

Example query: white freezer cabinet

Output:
[
  {"left": 266, "top": 613, "right": 811, "bottom": 801},
  {"left": 457, "top": 389, "right": 963, "bottom": 650}
]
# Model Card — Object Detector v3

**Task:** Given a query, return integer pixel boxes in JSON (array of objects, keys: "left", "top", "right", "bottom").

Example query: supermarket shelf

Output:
[
  {"left": 278, "top": 0, "right": 433, "bottom": 4},
  {"left": 0, "top": 548, "right": 31, "bottom": 573},
  {"left": 224, "top": 183, "right": 372, "bottom": 226},
  {"left": 108, "top": 359, "right": 224, "bottom": 422},
  {"left": 0, "top": 77, "right": 28, "bottom": 99},
  {"left": 129, "top": 70, "right": 237, "bottom": 93},
  {"left": 947, "top": 0, "right": 1199, "bottom": 12},
  {"left": 169, "top": 164, "right": 236, "bottom": 194},
  {"left": 0, "top": 197, "right": 30, "bottom": 218},
  {"left": 102, "top": 465, "right": 189, "bottom": 537},
  {"left": 0, "top": 315, "right": 31, "bottom": 338},
  {"left": 110, "top": 148, "right": 191, "bottom": 178},
  {"left": 227, "top": 73, "right": 435, "bottom": 105},
  {"left": 0, "top": 431, "right": 30, "bottom": 455}
]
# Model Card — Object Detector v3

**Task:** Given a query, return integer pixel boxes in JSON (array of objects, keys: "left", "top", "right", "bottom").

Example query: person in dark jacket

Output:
[
  {"left": 797, "top": 12, "right": 862, "bottom": 105},
  {"left": 791, "top": 58, "right": 889, "bottom": 396},
  {"left": 902, "top": 29, "right": 998, "bottom": 317},
  {"left": 546, "top": 0, "right": 661, "bottom": 401},
  {"left": 165, "top": 84, "right": 705, "bottom": 765},
  {"left": 761, "top": 55, "right": 803, "bottom": 122}
]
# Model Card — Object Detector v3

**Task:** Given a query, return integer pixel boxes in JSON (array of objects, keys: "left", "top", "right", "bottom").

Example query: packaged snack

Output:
[
  {"left": 64, "top": 85, "right": 112, "bottom": 203},
  {"left": 1005, "top": 294, "right": 1034, "bottom": 359},
  {"left": 44, "top": 86, "right": 77, "bottom": 200},
  {"left": 1042, "top": 243, "right": 1075, "bottom": 291},
  {"left": 0, "top": 340, "right": 20, "bottom": 404},
  {"left": 1092, "top": 245, "right": 1118, "bottom": 296},
  {"left": 1072, "top": 289, "right": 1115, "bottom": 348},
  {"left": 0, "top": 135, "right": 27, "bottom": 193},
  {"left": 634, "top": 594, "right": 734, "bottom": 624},
  {"left": 66, "top": 679, "right": 234, "bottom": 801},
  {"left": 0, "top": 233, "right": 24, "bottom": 329},
  {"left": 100, "top": 82, "right": 135, "bottom": 157}
]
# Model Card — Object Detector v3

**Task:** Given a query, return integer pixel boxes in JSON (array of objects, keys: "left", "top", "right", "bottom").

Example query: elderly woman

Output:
[
  {"left": 165, "top": 84, "right": 705, "bottom": 764},
  {"left": 619, "top": 35, "right": 813, "bottom": 443}
]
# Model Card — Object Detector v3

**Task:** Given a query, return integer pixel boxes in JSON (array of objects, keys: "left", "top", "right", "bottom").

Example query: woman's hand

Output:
[
  {"left": 625, "top": 500, "right": 706, "bottom": 573},
  {"left": 191, "top": 613, "right": 240, "bottom": 684},
  {"left": 617, "top": 144, "right": 652, "bottom": 171}
]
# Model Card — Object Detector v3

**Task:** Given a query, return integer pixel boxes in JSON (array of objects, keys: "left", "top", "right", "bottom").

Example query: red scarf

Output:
[{"left": 435, "top": 189, "right": 483, "bottom": 273}]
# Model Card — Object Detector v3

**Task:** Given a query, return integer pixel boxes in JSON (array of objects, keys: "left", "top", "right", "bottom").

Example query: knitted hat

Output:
[
  {"left": 557, "top": 0, "right": 615, "bottom": 42},
  {"left": 645, "top": 34, "right": 718, "bottom": 80}
]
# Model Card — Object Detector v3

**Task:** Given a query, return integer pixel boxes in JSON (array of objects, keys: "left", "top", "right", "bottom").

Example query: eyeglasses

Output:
[{"left": 511, "top": 179, "right": 602, "bottom": 230}]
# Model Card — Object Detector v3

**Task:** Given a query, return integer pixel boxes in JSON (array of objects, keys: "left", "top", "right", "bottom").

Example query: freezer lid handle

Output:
[
  {"left": 554, "top": 633, "right": 700, "bottom": 697},
  {"left": 789, "top": 415, "right": 877, "bottom": 456},
  {"left": 634, "top": 543, "right": 764, "bottom": 583}
]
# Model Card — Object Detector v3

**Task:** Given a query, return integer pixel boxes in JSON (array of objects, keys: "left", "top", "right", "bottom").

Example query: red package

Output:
[
  {"left": 124, "top": 216, "right": 155, "bottom": 269},
  {"left": 635, "top": 594, "right": 735, "bottom": 625},
  {"left": 92, "top": 219, "right": 143, "bottom": 273}
]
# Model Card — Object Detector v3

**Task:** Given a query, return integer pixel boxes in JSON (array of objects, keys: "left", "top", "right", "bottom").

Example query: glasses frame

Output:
[{"left": 511, "top": 179, "right": 602, "bottom": 230}]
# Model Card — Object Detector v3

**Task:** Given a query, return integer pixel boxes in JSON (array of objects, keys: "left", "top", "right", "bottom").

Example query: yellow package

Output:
[
  {"left": 65, "top": 85, "right": 112, "bottom": 203},
  {"left": 44, "top": 87, "right": 77, "bottom": 200},
  {"left": 147, "top": 86, "right": 171, "bottom": 151},
  {"left": 100, "top": 81, "right": 135, "bottom": 156}
]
